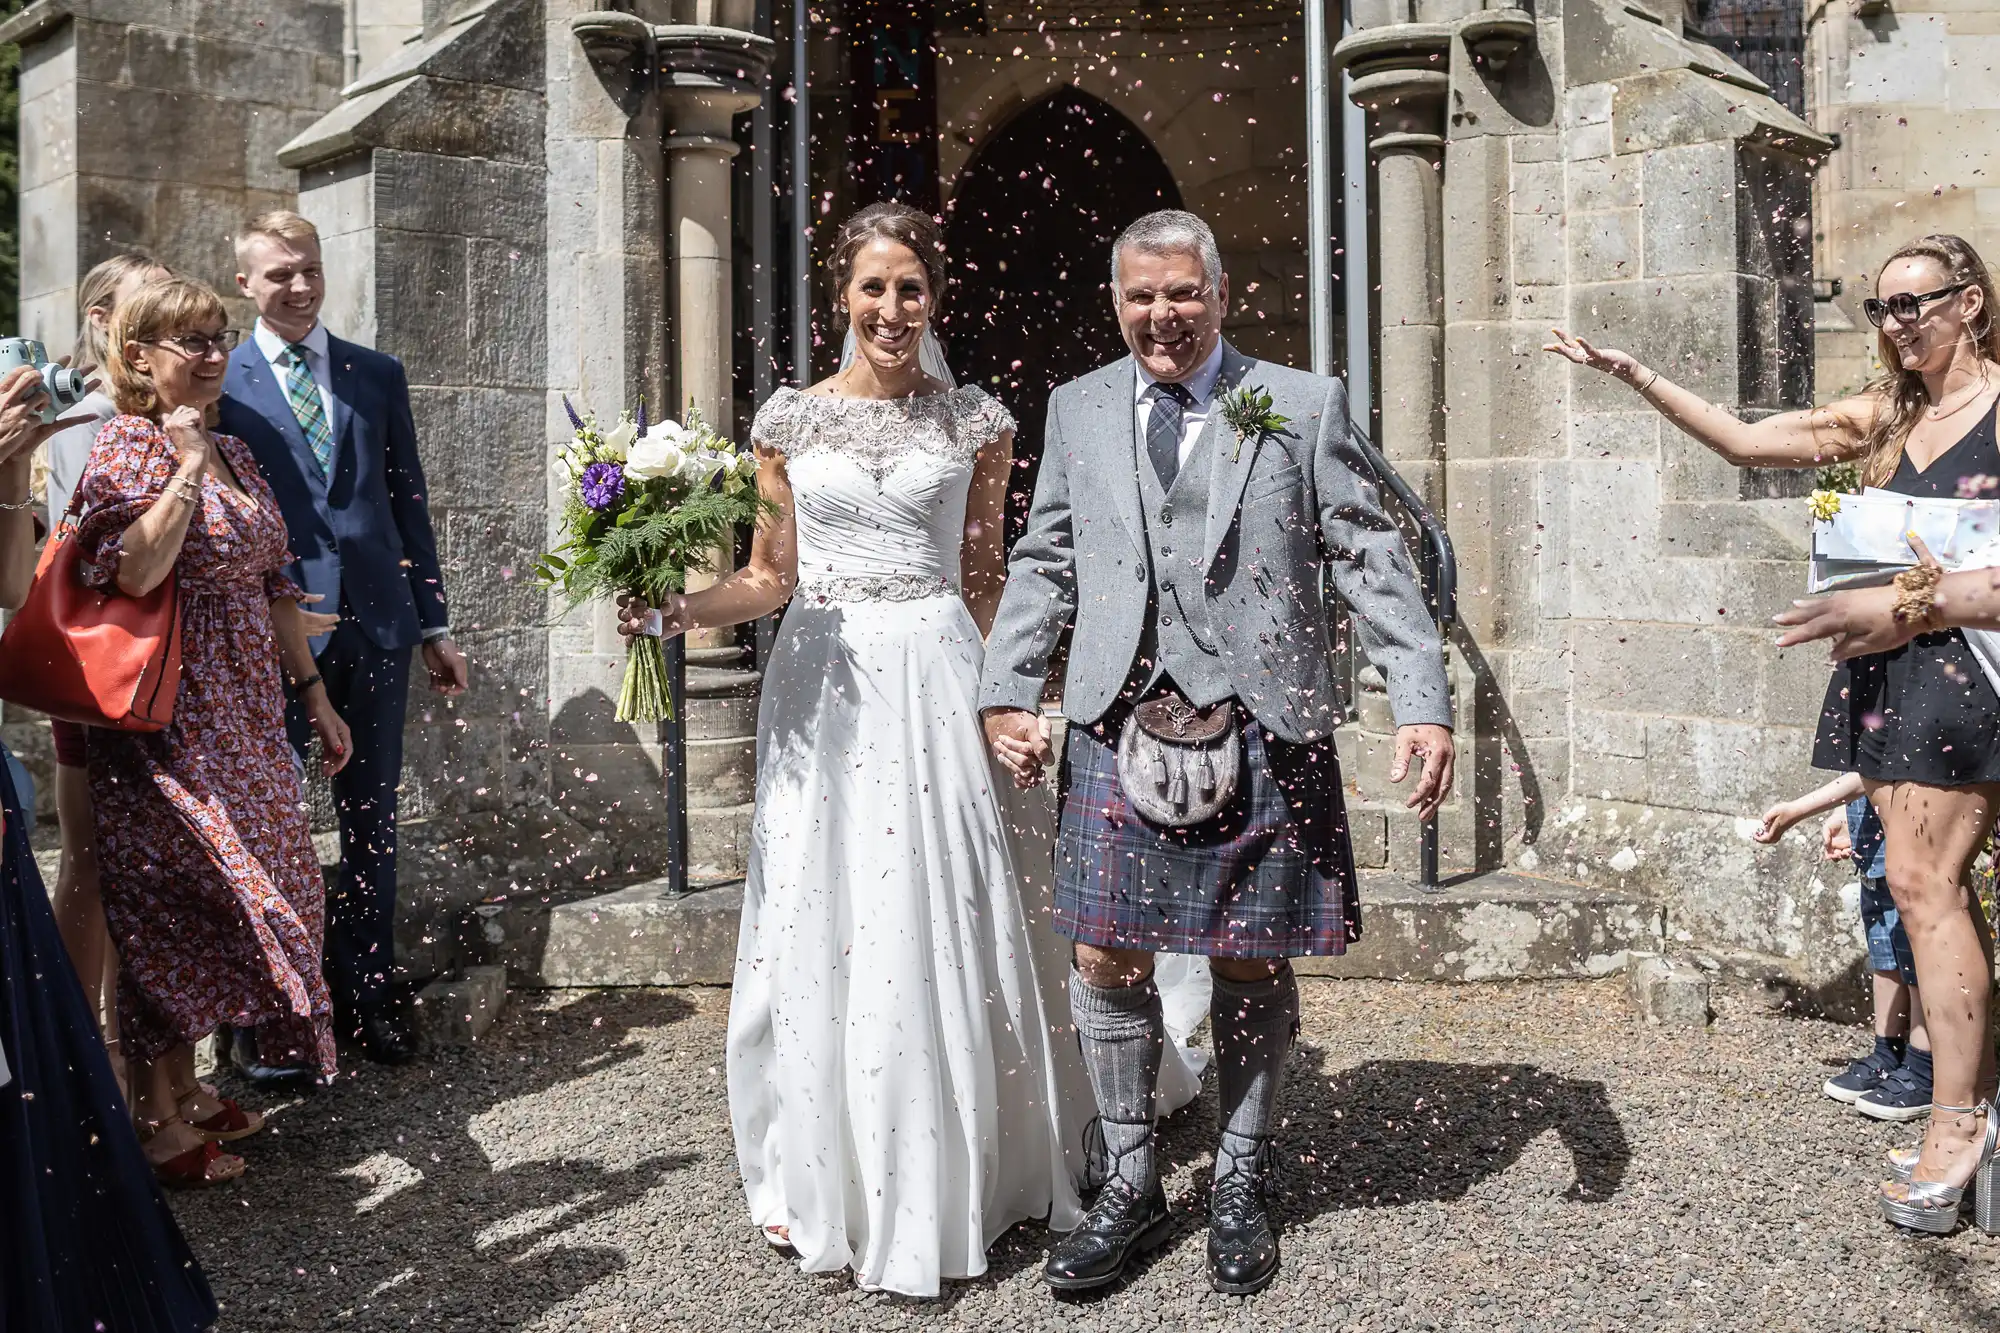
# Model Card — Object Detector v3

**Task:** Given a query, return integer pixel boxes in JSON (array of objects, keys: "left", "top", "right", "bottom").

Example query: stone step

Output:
[
  {"left": 492, "top": 868, "right": 1660, "bottom": 990},
  {"left": 1298, "top": 871, "right": 1663, "bottom": 982}
]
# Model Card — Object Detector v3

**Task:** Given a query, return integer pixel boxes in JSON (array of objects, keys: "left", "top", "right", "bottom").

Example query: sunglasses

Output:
[
  {"left": 1863, "top": 283, "right": 1969, "bottom": 328},
  {"left": 145, "top": 329, "right": 243, "bottom": 359}
]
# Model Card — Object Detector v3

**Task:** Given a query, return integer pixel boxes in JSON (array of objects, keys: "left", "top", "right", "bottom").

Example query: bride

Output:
[{"left": 619, "top": 202, "right": 1201, "bottom": 1296}]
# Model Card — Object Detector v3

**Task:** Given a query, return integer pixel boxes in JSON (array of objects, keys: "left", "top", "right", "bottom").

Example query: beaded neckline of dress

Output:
[{"left": 762, "top": 385, "right": 1004, "bottom": 482}]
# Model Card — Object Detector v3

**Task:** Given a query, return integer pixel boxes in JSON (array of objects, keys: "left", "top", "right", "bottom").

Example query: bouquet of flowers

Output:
[{"left": 537, "top": 396, "right": 770, "bottom": 722}]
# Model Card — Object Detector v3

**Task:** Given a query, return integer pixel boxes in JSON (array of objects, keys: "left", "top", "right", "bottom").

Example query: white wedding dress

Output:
[{"left": 726, "top": 384, "right": 1205, "bottom": 1298}]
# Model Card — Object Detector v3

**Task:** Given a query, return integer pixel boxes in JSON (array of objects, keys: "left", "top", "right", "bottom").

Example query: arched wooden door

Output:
[{"left": 941, "top": 88, "right": 1181, "bottom": 541}]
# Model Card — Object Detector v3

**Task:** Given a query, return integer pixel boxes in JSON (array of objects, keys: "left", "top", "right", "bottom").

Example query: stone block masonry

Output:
[{"left": 1, "top": 0, "right": 346, "bottom": 346}]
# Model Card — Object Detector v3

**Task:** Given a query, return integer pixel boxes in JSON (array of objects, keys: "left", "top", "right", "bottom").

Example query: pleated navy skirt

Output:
[{"left": 0, "top": 745, "right": 217, "bottom": 1332}]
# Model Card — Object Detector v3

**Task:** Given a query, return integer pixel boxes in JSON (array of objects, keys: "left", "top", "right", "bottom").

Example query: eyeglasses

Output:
[
  {"left": 145, "top": 330, "right": 242, "bottom": 359},
  {"left": 1863, "top": 283, "right": 1970, "bottom": 328}
]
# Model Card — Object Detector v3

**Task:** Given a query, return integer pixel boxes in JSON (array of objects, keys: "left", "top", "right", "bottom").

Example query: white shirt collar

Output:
[
  {"left": 1134, "top": 339, "right": 1226, "bottom": 407},
  {"left": 254, "top": 317, "right": 329, "bottom": 365}
]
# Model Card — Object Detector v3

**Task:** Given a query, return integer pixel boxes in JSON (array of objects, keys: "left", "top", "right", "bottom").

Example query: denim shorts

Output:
[{"left": 1859, "top": 875, "right": 1918, "bottom": 985}]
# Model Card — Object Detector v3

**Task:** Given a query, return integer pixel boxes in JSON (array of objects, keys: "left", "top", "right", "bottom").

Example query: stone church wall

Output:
[
  {"left": 5, "top": 1, "right": 347, "bottom": 343},
  {"left": 1808, "top": 0, "right": 2000, "bottom": 400}
]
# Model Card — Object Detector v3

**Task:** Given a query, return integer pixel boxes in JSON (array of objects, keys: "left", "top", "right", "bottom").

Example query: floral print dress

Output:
[{"left": 75, "top": 414, "right": 335, "bottom": 1076}]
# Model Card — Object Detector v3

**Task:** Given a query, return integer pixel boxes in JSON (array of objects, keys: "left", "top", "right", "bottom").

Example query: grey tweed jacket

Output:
[{"left": 978, "top": 342, "right": 1452, "bottom": 743}]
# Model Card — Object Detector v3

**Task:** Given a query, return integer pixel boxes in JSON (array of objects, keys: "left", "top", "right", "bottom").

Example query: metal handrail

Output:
[
  {"left": 1347, "top": 423, "right": 1458, "bottom": 891},
  {"left": 1349, "top": 423, "right": 1457, "bottom": 633}
]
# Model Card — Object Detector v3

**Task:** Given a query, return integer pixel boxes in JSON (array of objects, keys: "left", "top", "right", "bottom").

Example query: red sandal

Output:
[
  {"left": 143, "top": 1128, "right": 246, "bottom": 1189},
  {"left": 179, "top": 1091, "right": 263, "bottom": 1143}
]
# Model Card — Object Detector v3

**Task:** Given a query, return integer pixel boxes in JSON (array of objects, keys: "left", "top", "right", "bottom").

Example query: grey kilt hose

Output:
[{"left": 1052, "top": 710, "right": 1360, "bottom": 958}]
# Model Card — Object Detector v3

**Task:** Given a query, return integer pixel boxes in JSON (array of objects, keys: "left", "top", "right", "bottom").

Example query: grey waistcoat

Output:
[{"left": 1134, "top": 417, "right": 1233, "bottom": 706}]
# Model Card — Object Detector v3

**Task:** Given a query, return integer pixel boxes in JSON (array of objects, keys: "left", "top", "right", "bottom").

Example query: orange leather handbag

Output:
[{"left": 0, "top": 500, "right": 183, "bottom": 731}]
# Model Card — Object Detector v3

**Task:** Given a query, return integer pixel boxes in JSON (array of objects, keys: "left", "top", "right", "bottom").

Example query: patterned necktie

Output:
[
  {"left": 1147, "top": 381, "right": 1196, "bottom": 488},
  {"left": 279, "top": 343, "right": 337, "bottom": 478}
]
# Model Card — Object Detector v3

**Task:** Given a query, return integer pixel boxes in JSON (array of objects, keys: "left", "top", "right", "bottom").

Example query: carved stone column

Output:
[
  {"left": 1334, "top": 25, "right": 1452, "bottom": 507},
  {"left": 1331, "top": 24, "right": 1459, "bottom": 871},
  {"left": 658, "top": 20, "right": 772, "bottom": 434}
]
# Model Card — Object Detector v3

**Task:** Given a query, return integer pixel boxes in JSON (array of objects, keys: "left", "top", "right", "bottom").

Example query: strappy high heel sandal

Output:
[{"left": 1878, "top": 1102, "right": 1998, "bottom": 1235}]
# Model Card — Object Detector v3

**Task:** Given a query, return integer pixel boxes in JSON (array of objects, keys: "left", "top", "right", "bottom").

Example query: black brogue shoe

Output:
[
  {"left": 1206, "top": 1171, "right": 1280, "bottom": 1295},
  {"left": 1043, "top": 1177, "right": 1174, "bottom": 1292}
]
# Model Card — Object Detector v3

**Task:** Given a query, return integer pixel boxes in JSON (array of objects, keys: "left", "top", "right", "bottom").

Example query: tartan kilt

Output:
[{"left": 1052, "top": 710, "right": 1360, "bottom": 958}]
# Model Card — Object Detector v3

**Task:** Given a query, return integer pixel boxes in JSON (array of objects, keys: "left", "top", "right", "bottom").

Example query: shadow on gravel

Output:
[
  {"left": 1275, "top": 1054, "right": 1632, "bottom": 1220},
  {"left": 1918, "top": 1244, "right": 2000, "bottom": 1330},
  {"left": 176, "top": 989, "right": 700, "bottom": 1332}
]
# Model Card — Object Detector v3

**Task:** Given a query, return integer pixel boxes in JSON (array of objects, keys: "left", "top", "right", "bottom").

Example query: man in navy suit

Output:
[{"left": 220, "top": 211, "right": 469, "bottom": 1068}]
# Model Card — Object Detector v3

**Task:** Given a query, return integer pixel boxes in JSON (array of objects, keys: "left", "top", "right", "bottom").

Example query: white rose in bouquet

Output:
[{"left": 626, "top": 421, "right": 692, "bottom": 482}]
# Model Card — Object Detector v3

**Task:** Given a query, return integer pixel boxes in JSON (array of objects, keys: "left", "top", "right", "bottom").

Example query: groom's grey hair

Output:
[{"left": 1110, "top": 210, "right": 1223, "bottom": 296}]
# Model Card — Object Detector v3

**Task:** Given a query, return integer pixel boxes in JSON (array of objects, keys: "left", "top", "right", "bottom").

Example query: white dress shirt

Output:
[
  {"left": 253, "top": 317, "right": 336, "bottom": 434},
  {"left": 1133, "top": 340, "right": 1226, "bottom": 467}
]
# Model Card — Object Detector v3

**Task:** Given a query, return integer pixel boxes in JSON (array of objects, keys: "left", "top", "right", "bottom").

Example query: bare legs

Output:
[
  {"left": 130, "top": 1043, "right": 246, "bottom": 1180},
  {"left": 1867, "top": 779, "right": 1999, "bottom": 1188},
  {"left": 48, "top": 763, "right": 125, "bottom": 1100}
]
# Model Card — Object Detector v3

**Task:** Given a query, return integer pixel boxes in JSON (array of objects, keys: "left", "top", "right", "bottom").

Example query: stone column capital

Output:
[
  {"left": 1332, "top": 23, "right": 1453, "bottom": 146},
  {"left": 1350, "top": 68, "right": 1450, "bottom": 147}
]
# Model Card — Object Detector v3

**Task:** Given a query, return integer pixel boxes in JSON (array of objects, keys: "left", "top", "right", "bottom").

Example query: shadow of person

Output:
[
  {"left": 1273, "top": 1052, "right": 1632, "bottom": 1222},
  {"left": 176, "top": 989, "right": 701, "bottom": 1332}
]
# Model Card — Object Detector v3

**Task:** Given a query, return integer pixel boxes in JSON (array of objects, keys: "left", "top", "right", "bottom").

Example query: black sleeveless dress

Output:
[{"left": 1812, "top": 403, "right": 2000, "bottom": 786}]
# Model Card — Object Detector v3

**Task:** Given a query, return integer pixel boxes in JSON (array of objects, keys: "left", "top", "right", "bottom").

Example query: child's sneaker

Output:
[
  {"left": 1856, "top": 1046, "right": 1933, "bottom": 1122},
  {"left": 1823, "top": 1036, "right": 1904, "bottom": 1104}
]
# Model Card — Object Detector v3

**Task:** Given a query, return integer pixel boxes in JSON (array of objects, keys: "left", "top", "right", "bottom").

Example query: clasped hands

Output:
[{"left": 981, "top": 708, "right": 1456, "bottom": 820}]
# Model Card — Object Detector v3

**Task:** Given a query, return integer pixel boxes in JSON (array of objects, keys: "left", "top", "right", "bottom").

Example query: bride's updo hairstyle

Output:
[
  {"left": 1860, "top": 233, "right": 2000, "bottom": 485},
  {"left": 828, "top": 201, "right": 948, "bottom": 318}
]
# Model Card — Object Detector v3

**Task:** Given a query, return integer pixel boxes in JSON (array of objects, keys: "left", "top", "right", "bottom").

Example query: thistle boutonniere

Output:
[
  {"left": 1219, "top": 385, "right": 1290, "bottom": 462},
  {"left": 1807, "top": 488, "right": 1844, "bottom": 522}
]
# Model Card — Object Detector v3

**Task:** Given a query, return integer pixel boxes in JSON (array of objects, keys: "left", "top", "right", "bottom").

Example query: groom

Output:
[{"left": 980, "top": 210, "right": 1454, "bottom": 1295}]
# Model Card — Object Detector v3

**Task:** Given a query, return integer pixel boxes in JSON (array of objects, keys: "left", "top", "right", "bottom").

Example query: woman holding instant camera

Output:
[{"left": 1548, "top": 233, "right": 2000, "bottom": 1236}]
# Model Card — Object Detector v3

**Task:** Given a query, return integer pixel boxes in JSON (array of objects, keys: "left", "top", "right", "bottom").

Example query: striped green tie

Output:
[{"left": 280, "top": 343, "right": 336, "bottom": 477}]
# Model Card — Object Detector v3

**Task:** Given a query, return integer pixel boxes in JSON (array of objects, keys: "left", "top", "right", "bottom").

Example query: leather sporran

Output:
[{"left": 1115, "top": 691, "right": 1241, "bottom": 826}]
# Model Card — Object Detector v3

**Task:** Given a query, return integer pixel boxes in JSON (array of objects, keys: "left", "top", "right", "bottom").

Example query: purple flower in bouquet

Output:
[{"left": 579, "top": 461, "right": 626, "bottom": 511}]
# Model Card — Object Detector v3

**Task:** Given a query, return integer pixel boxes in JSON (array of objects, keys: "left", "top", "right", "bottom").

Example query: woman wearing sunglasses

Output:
[
  {"left": 1547, "top": 233, "right": 1999, "bottom": 1237},
  {"left": 72, "top": 277, "right": 352, "bottom": 1186}
]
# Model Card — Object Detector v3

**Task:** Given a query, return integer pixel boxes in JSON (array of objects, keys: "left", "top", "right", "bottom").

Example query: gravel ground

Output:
[{"left": 173, "top": 979, "right": 1999, "bottom": 1333}]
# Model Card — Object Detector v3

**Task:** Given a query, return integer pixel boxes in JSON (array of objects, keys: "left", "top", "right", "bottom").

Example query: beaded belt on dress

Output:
[{"left": 796, "top": 572, "right": 959, "bottom": 604}]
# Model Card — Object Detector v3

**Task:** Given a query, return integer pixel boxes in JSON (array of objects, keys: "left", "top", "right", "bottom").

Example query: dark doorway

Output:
[{"left": 940, "top": 88, "right": 1181, "bottom": 541}]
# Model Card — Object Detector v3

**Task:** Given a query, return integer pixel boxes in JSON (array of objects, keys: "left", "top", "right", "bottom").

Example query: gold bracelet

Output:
[
  {"left": 1892, "top": 562, "right": 1944, "bottom": 627},
  {"left": 1635, "top": 368, "right": 1661, "bottom": 394}
]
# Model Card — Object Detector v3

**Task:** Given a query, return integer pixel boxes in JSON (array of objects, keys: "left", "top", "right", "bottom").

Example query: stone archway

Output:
[{"left": 940, "top": 87, "right": 1181, "bottom": 540}]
